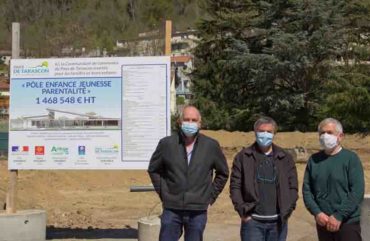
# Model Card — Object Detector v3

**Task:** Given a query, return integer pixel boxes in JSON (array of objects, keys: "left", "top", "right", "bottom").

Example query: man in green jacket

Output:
[{"left": 303, "top": 118, "right": 365, "bottom": 241}]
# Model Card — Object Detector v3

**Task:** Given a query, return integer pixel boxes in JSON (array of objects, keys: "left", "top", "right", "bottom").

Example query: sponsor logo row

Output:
[{"left": 11, "top": 145, "right": 119, "bottom": 156}]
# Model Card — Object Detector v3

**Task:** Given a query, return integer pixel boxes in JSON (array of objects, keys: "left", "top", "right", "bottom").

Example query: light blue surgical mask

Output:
[
  {"left": 181, "top": 122, "right": 199, "bottom": 137},
  {"left": 256, "top": 131, "right": 274, "bottom": 147}
]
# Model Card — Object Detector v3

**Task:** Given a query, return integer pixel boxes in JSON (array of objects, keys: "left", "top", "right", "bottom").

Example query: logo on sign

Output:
[
  {"left": 78, "top": 146, "right": 86, "bottom": 155},
  {"left": 51, "top": 146, "right": 69, "bottom": 155},
  {"left": 95, "top": 145, "right": 119, "bottom": 154},
  {"left": 12, "top": 146, "right": 29, "bottom": 154},
  {"left": 35, "top": 146, "right": 45, "bottom": 155},
  {"left": 13, "top": 61, "right": 49, "bottom": 75}
]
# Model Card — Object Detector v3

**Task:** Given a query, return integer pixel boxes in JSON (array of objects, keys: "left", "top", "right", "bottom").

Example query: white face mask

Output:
[{"left": 319, "top": 133, "right": 338, "bottom": 150}]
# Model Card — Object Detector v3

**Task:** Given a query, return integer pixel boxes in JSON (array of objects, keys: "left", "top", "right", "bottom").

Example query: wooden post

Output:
[
  {"left": 165, "top": 20, "right": 176, "bottom": 114},
  {"left": 12, "top": 23, "right": 20, "bottom": 59},
  {"left": 165, "top": 20, "right": 172, "bottom": 56},
  {"left": 6, "top": 22, "right": 20, "bottom": 214},
  {"left": 6, "top": 170, "right": 18, "bottom": 213}
]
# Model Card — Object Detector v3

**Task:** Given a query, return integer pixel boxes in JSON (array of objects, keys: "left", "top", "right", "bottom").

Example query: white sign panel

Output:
[{"left": 9, "top": 57, "right": 170, "bottom": 169}]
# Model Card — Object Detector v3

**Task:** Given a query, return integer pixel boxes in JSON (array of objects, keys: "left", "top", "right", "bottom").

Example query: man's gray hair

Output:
[
  {"left": 179, "top": 105, "right": 202, "bottom": 121},
  {"left": 318, "top": 118, "right": 343, "bottom": 134},
  {"left": 254, "top": 116, "right": 278, "bottom": 133}
]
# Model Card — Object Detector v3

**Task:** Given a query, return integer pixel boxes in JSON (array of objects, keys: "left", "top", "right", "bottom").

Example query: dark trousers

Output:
[
  {"left": 159, "top": 208, "right": 207, "bottom": 241},
  {"left": 240, "top": 219, "right": 288, "bottom": 241},
  {"left": 316, "top": 222, "right": 362, "bottom": 241}
]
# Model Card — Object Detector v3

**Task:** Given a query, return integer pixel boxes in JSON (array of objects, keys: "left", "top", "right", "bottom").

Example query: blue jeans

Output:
[
  {"left": 240, "top": 219, "right": 288, "bottom": 241},
  {"left": 159, "top": 208, "right": 207, "bottom": 241}
]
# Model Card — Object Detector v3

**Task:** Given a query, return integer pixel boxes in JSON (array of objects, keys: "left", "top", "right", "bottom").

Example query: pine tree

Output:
[
  {"left": 323, "top": 0, "right": 370, "bottom": 132},
  {"left": 192, "top": 0, "right": 370, "bottom": 131},
  {"left": 192, "top": 0, "right": 257, "bottom": 130}
]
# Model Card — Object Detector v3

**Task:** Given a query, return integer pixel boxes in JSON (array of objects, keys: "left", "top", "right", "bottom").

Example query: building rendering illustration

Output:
[{"left": 10, "top": 108, "right": 121, "bottom": 130}]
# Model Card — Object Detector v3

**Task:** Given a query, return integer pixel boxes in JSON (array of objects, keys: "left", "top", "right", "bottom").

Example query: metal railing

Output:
[{"left": 130, "top": 185, "right": 155, "bottom": 192}]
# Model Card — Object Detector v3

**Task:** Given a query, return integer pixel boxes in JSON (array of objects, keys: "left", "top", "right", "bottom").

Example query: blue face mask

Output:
[
  {"left": 256, "top": 131, "right": 274, "bottom": 147},
  {"left": 181, "top": 122, "right": 199, "bottom": 137}
]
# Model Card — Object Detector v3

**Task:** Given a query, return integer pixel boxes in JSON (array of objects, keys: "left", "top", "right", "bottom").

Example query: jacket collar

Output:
[
  {"left": 244, "top": 142, "right": 286, "bottom": 159},
  {"left": 177, "top": 130, "right": 201, "bottom": 145}
]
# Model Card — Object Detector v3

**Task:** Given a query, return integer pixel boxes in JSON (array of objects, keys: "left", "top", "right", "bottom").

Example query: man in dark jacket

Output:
[
  {"left": 303, "top": 118, "right": 364, "bottom": 241},
  {"left": 148, "top": 105, "right": 229, "bottom": 241},
  {"left": 230, "top": 116, "right": 298, "bottom": 241}
]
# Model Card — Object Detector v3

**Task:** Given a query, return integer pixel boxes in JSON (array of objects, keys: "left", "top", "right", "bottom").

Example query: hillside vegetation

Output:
[{"left": 0, "top": 0, "right": 204, "bottom": 56}]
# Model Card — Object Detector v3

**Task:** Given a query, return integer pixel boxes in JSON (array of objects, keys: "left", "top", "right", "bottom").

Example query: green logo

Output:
[{"left": 51, "top": 146, "right": 69, "bottom": 155}]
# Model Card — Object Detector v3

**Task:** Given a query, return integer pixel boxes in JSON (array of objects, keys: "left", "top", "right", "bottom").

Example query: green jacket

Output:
[{"left": 302, "top": 148, "right": 364, "bottom": 223}]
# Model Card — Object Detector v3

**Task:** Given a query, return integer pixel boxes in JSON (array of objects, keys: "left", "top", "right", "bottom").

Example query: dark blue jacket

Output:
[
  {"left": 230, "top": 143, "right": 298, "bottom": 222},
  {"left": 148, "top": 132, "right": 229, "bottom": 210}
]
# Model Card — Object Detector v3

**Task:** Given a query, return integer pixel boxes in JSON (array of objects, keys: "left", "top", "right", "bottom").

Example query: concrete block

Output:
[
  {"left": 0, "top": 209, "right": 46, "bottom": 241},
  {"left": 285, "top": 146, "right": 309, "bottom": 163},
  {"left": 138, "top": 215, "right": 160, "bottom": 241},
  {"left": 361, "top": 195, "right": 370, "bottom": 240}
]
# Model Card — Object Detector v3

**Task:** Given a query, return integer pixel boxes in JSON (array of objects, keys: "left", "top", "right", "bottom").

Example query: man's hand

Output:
[
  {"left": 326, "top": 215, "right": 341, "bottom": 232},
  {"left": 315, "top": 212, "right": 329, "bottom": 227},
  {"left": 241, "top": 216, "right": 252, "bottom": 223}
]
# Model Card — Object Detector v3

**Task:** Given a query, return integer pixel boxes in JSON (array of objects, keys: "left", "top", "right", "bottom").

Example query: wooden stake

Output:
[
  {"left": 6, "top": 22, "right": 20, "bottom": 214},
  {"left": 165, "top": 20, "right": 172, "bottom": 56},
  {"left": 12, "top": 22, "right": 20, "bottom": 59},
  {"left": 6, "top": 170, "right": 18, "bottom": 213}
]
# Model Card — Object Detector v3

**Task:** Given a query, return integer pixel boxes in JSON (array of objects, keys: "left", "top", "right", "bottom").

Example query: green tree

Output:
[
  {"left": 191, "top": 1, "right": 251, "bottom": 130},
  {"left": 322, "top": 0, "right": 370, "bottom": 132},
  {"left": 192, "top": 0, "right": 370, "bottom": 131},
  {"left": 139, "top": 0, "right": 173, "bottom": 29},
  {"left": 324, "top": 65, "right": 370, "bottom": 132}
]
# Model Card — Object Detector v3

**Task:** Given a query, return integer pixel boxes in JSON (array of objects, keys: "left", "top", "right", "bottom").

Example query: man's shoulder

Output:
[
  {"left": 340, "top": 148, "right": 357, "bottom": 156},
  {"left": 272, "top": 144, "right": 291, "bottom": 157},
  {"left": 198, "top": 133, "right": 220, "bottom": 145},
  {"left": 339, "top": 148, "right": 362, "bottom": 163},
  {"left": 234, "top": 144, "right": 254, "bottom": 158},
  {"left": 309, "top": 148, "right": 359, "bottom": 163},
  {"left": 308, "top": 150, "right": 327, "bottom": 163},
  {"left": 158, "top": 133, "right": 178, "bottom": 145}
]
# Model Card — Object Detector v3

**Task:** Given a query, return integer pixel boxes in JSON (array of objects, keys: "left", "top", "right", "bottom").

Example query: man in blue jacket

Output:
[{"left": 148, "top": 105, "right": 229, "bottom": 241}]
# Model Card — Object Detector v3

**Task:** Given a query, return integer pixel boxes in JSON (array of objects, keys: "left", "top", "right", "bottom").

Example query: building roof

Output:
[
  {"left": 0, "top": 50, "right": 11, "bottom": 55},
  {"left": 0, "top": 80, "right": 9, "bottom": 90},
  {"left": 171, "top": 55, "right": 192, "bottom": 63},
  {"left": 172, "top": 30, "right": 198, "bottom": 37}
]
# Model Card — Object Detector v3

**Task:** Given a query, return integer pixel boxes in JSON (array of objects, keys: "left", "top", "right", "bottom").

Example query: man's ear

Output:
[
  {"left": 177, "top": 118, "right": 182, "bottom": 128},
  {"left": 338, "top": 132, "right": 344, "bottom": 141}
]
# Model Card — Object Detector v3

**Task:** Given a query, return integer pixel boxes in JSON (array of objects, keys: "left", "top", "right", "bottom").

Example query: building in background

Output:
[
  {"left": 171, "top": 30, "right": 198, "bottom": 56},
  {"left": 172, "top": 55, "right": 193, "bottom": 100}
]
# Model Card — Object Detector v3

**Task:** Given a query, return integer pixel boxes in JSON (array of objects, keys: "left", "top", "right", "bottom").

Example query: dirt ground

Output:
[{"left": 0, "top": 131, "right": 369, "bottom": 240}]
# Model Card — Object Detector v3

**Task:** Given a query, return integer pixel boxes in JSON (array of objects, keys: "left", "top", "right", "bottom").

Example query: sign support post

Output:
[{"left": 6, "top": 22, "right": 20, "bottom": 214}]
